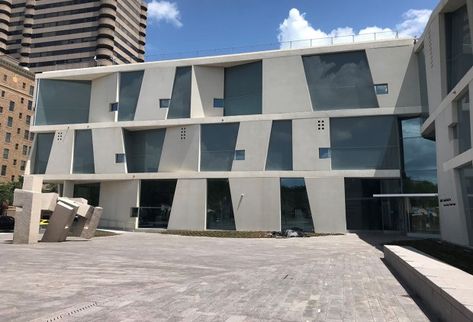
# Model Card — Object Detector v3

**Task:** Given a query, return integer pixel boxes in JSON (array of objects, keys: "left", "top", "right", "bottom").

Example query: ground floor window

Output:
[
  {"left": 73, "top": 183, "right": 100, "bottom": 206},
  {"left": 459, "top": 166, "right": 473, "bottom": 246},
  {"left": 407, "top": 197, "right": 439, "bottom": 234},
  {"left": 206, "top": 179, "right": 235, "bottom": 230},
  {"left": 139, "top": 180, "right": 177, "bottom": 228},
  {"left": 280, "top": 178, "right": 314, "bottom": 232}
]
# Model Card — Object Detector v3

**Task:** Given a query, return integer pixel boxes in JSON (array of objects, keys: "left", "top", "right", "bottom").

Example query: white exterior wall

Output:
[
  {"left": 232, "top": 120, "right": 271, "bottom": 171},
  {"left": 191, "top": 66, "right": 224, "bottom": 118},
  {"left": 45, "top": 130, "right": 73, "bottom": 174},
  {"left": 167, "top": 179, "right": 206, "bottom": 230},
  {"left": 92, "top": 128, "right": 127, "bottom": 174},
  {"left": 99, "top": 180, "right": 139, "bottom": 230},
  {"left": 89, "top": 73, "right": 118, "bottom": 123},
  {"left": 292, "top": 118, "right": 330, "bottom": 171}
]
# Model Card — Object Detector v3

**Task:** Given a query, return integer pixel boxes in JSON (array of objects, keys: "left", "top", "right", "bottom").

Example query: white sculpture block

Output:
[{"left": 12, "top": 189, "right": 42, "bottom": 244}]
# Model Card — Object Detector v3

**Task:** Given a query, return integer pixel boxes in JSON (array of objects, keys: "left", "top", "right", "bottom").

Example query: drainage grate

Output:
[{"left": 35, "top": 302, "right": 98, "bottom": 322}]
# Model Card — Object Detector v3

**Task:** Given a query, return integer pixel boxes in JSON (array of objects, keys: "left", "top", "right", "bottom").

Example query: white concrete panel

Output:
[
  {"left": 159, "top": 125, "right": 200, "bottom": 172},
  {"left": 232, "top": 120, "right": 271, "bottom": 171},
  {"left": 99, "top": 180, "right": 139, "bottom": 230},
  {"left": 366, "top": 46, "right": 420, "bottom": 108},
  {"left": 191, "top": 66, "right": 224, "bottom": 118},
  {"left": 305, "top": 177, "right": 346, "bottom": 233},
  {"left": 262, "top": 56, "right": 312, "bottom": 114},
  {"left": 167, "top": 179, "right": 206, "bottom": 230},
  {"left": 229, "top": 177, "right": 280, "bottom": 231},
  {"left": 46, "top": 130, "right": 73, "bottom": 174},
  {"left": 92, "top": 128, "right": 126, "bottom": 174},
  {"left": 89, "top": 73, "right": 118, "bottom": 123},
  {"left": 293, "top": 118, "right": 330, "bottom": 171},
  {"left": 134, "top": 67, "right": 175, "bottom": 121}
]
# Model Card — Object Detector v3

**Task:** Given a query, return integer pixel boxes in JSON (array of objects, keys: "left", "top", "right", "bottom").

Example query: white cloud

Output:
[
  {"left": 277, "top": 8, "right": 432, "bottom": 49},
  {"left": 148, "top": 1, "right": 182, "bottom": 27}
]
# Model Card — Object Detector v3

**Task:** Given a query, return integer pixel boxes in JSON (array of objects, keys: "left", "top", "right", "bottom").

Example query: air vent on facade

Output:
[
  {"left": 317, "top": 120, "right": 325, "bottom": 131},
  {"left": 180, "top": 127, "right": 186, "bottom": 140},
  {"left": 57, "top": 131, "right": 64, "bottom": 141}
]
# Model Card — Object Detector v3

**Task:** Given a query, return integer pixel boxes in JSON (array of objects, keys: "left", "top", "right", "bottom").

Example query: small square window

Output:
[
  {"left": 374, "top": 84, "right": 388, "bottom": 95},
  {"left": 29, "top": 85, "right": 34, "bottom": 95},
  {"left": 13, "top": 159, "right": 16, "bottom": 165},
  {"left": 1, "top": 90, "right": 5, "bottom": 97},
  {"left": 130, "top": 207, "right": 139, "bottom": 218},
  {"left": 213, "top": 98, "right": 224, "bottom": 108},
  {"left": 159, "top": 99, "right": 170, "bottom": 108},
  {"left": 234, "top": 150, "right": 245, "bottom": 160},
  {"left": 110, "top": 102, "right": 119, "bottom": 112},
  {"left": 9, "top": 101, "right": 14, "bottom": 111},
  {"left": 20, "top": 97, "right": 24, "bottom": 104},
  {"left": 319, "top": 147, "right": 331, "bottom": 159},
  {"left": 0, "top": 165, "right": 6, "bottom": 176},
  {"left": 115, "top": 153, "right": 126, "bottom": 163}
]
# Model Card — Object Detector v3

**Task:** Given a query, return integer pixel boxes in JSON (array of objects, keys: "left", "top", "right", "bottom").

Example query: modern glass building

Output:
[{"left": 27, "top": 37, "right": 440, "bottom": 236}]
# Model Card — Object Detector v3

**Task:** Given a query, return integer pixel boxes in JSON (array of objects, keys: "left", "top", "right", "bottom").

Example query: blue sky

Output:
[{"left": 144, "top": 0, "right": 439, "bottom": 61}]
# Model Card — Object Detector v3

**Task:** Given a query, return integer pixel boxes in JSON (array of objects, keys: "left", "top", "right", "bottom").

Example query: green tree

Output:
[{"left": 0, "top": 177, "right": 23, "bottom": 206}]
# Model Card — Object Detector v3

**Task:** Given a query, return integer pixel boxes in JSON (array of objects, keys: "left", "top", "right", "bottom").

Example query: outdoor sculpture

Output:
[{"left": 11, "top": 176, "right": 103, "bottom": 244}]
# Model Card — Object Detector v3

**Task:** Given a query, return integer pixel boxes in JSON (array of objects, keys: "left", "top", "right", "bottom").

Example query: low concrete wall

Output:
[{"left": 384, "top": 245, "right": 473, "bottom": 322}]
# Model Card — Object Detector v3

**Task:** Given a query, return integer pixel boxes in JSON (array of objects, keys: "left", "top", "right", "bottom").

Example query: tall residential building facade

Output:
[
  {"left": 0, "top": 55, "right": 34, "bottom": 183},
  {"left": 27, "top": 39, "right": 439, "bottom": 235},
  {"left": 0, "top": 0, "right": 147, "bottom": 73}
]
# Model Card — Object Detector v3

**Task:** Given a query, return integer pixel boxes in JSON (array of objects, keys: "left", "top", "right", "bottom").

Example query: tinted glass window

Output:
[
  {"left": 73, "top": 183, "right": 100, "bottom": 206},
  {"left": 460, "top": 166, "right": 473, "bottom": 245},
  {"left": 330, "top": 116, "right": 400, "bottom": 169},
  {"left": 118, "top": 71, "right": 144, "bottom": 121},
  {"left": 139, "top": 180, "right": 177, "bottom": 228},
  {"left": 36, "top": 79, "right": 91, "bottom": 125},
  {"left": 124, "top": 129, "right": 166, "bottom": 173},
  {"left": 280, "top": 178, "right": 314, "bottom": 232},
  {"left": 224, "top": 61, "right": 262, "bottom": 116},
  {"left": 457, "top": 92, "right": 471, "bottom": 155},
  {"left": 32, "top": 133, "right": 54, "bottom": 174},
  {"left": 168, "top": 67, "right": 191, "bottom": 119},
  {"left": 201, "top": 123, "right": 239, "bottom": 171},
  {"left": 207, "top": 179, "right": 236, "bottom": 230},
  {"left": 303, "top": 51, "right": 378, "bottom": 110},
  {"left": 73, "top": 130, "right": 95, "bottom": 174},
  {"left": 266, "top": 120, "right": 293, "bottom": 170}
]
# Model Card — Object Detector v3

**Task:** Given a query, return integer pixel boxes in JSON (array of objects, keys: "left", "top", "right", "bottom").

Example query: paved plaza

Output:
[{"left": 0, "top": 232, "right": 433, "bottom": 321}]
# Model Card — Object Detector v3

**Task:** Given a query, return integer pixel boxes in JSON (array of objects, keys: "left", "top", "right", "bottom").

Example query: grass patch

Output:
[
  {"left": 388, "top": 239, "right": 473, "bottom": 275},
  {"left": 94, "top": 230, "right": 119, "bottom": 237},
  {"left": 159, "top": 230, "right": 341, "bottom": 238}
]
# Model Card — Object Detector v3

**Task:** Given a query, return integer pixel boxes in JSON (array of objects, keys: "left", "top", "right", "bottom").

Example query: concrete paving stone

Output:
[{"left": 0, "top": 232, "right": 436, "bottom": 321}]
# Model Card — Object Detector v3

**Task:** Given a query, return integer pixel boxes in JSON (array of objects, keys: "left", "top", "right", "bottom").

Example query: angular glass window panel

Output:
[
  {"left": 303, "top": 51, "right": 379, "bottom": 110},
  {"left": 139, "top": 180, "right": 177, "bottom": 228},
  {"left": 110, "top": 102, "right": 119, "bottom": 112},
  {"left": 32, "top": 133, "right": 54, "bottom": 174},
  {"left": 115, "top": 153, "right": 126, "bottom": 163},
  {"left": 207, "top": 179, "right": 236, "bottom": 230},
  {"left": 73, "top": 129, "right": 95, "bottom": 174},
  {"left": 280, "top": 178, "right": 314, "bottom": 232},
  {"left": 73, "top": 183, "right": 100, "bottom": 206},
  {"left": 459, "top": 166, "right": 473, "bottom": 245},
  {"left": 374, "top": 84, "right": 388, "bottom": 95},
  {"left": 330, "top": 116, "right": 400, "bottom": 169},
  {"left": 234, "top": 149, "right": 245, "bottom": 160},
  {"left": 446, "top": 5, "right": 473, "bottom": 92},
  {"left": 457, "top": 92, "right": 471, "bottom": 155},
  {"left": 213, "top": 98, "right": 224, "bottom": 108},
  {"left": 266, "top": 120, "right": 293, "bottom": 170},
  {"left": 167, "top": 67, "right": 192, "bottom": 119},
  {"left": 159, "top": 98, "right": 170, "bottom": 108},
  {"left": 417, "top": 48, "right": 429, "bottom": 116},
  {"left": 124, "top": 129, "right": 166, "bottom": 173},
  {"left": 401, "top": 117, "right": 437, "bottom": 193},
  {"left": 118, "top": 70, "right": 144, "bottom": 121},
  {"left": 36, "top": 79, "right": 91, "bottom": 125},
  {"left": 407, "top": 197, "right": 440, "bottom": 234},
  {"left": 201, "top": 123, "right": 240, "bottom": 171},
  {"left": 224, "top": 61, "right": 262, "bottom": 116},
  {"left": 319, "top": 147, "right": 331, "bottom": 159}
]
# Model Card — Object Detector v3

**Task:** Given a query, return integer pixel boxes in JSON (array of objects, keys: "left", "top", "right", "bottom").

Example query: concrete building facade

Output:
[
  {"left": 0, "top": 0, "right": 147, "bottom": 73},
  {"left": 0, "top": 55, "right": 34, "bottom": 183},
  {"left": 27, "top": 39, "right": 440, "bottom": 235}
]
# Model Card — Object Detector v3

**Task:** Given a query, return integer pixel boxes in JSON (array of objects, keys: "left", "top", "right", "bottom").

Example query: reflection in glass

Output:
[
  {"left": 36, "top": 79, "right": 91, "bottom": 125},
  {"left": 280, "top": 178, "right": 314, "bottom": 232},
  {"left": 266, "top": 120, "right": 292, "bottom": 170},
  {"left": 73, "top": 130, "right": 95, "bottom": 174},
  {"left": 457, "top": 92, "right": 471, "bottom": 155},
  {"left": 139, "top": 180, "right": 177, "bottom": 228},
  {"left": 32, "top": 133, "right": 54, "bottom": 174},
  {"left": 201, "top": 123, "right": 239, "bottom": 171},
  {"left": 303, "top": 51, "right": 378, "bottom": 110},
  {"left": 124, "top": 129, "right": 166, "bottom": 173},
  {"left": 118, "top": 71, "right": 144, "bottom": 121},
  {"left": 330, "top": 116, "right": 400, "bottom": 170},
  {"left": 407, "top": 197, "right": 440, "bottom": 234},
  {"left": 168, "top": 67, "right": 192, "bottom": 119},
  {"left": 460, "top": 166, "right": 473, "bottom": 245},
  {"left": 224, "top": 61, "right": 262, "bottom": 116},
  {"left": 400, "top": 117, "right": 437, "bottom": 192},
  {"left": 446, "top": 5, "right": 473, "bottom": 92},
  {"left": 207, "top": 179, "right": 235, "bottom": 230},
  {"left": 73, "top": 183, "right": 100, "bottom": 206}
]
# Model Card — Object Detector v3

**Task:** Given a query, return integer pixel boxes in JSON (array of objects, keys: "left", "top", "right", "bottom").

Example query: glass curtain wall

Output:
[
  {"left": 266, "top": 120, "right": 293, "bottom": 170},
  {"left": 73, "top": 183, "right": 100, "bottom": 206},
  {"left": 139, "top": 180, "right": 177, "bottom": 228},
  {"left": 168, "top": 67, "right": 192, "bottom": 119},
  {"left": 32, "top": 133, "right": 54, "bottom": 174},
  {"left": 457, "top": 92, "right": 471, "bottom": 154},
  {"left": 459, "top": 165, "right": 473, "bottom": 246},
  {"left": 124, "top": 129, "right": 166, "bottom": 173},
  {"left": 280, "top": 178, "right": 314, "bottom": 232},
  {"left": 118, "top": 71, "right": 144, "bottom": 121},
  {"left": 206, "top": 179, "right": 236, "bottom": 230},
  {"left": 201, "top": 123, "right": 239, "bottom": 171},
  {"left": 73, "top": 130, "right": 95, "bottom": 174}
]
